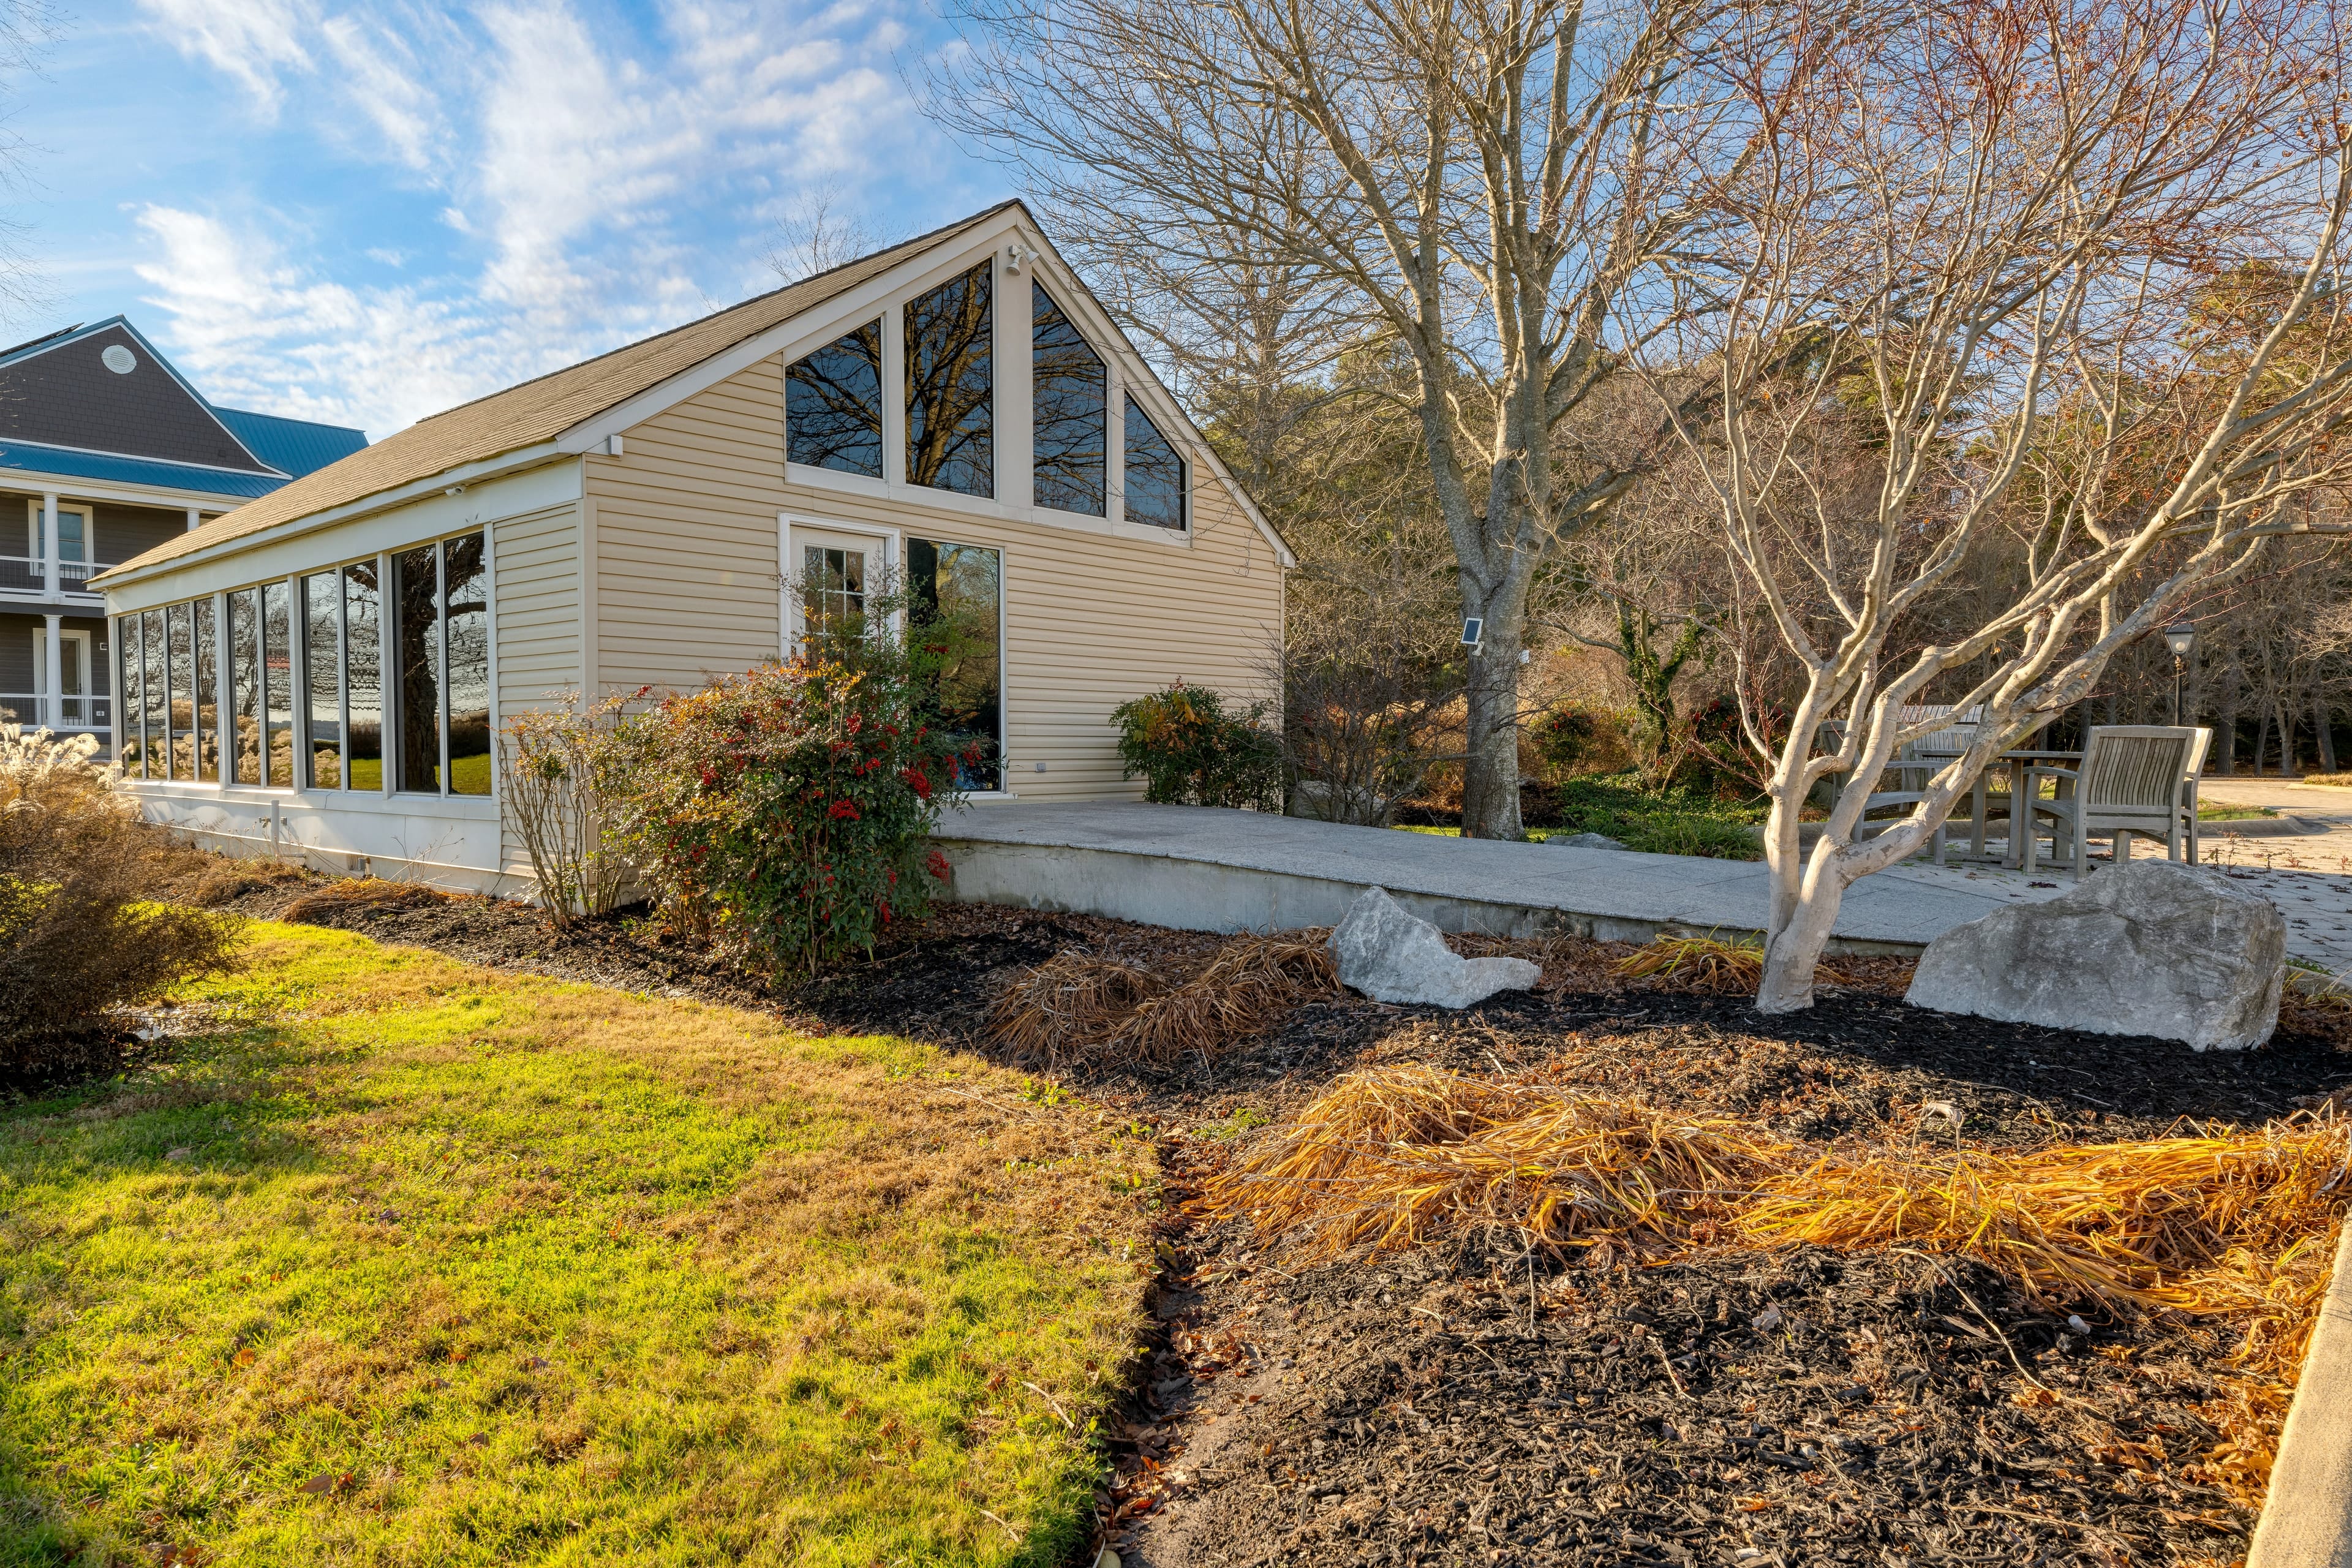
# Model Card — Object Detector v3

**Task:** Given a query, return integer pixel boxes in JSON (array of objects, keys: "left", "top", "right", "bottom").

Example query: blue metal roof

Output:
[
  {"left": 213, "top": 407, "right": 368, "bottom": 478},
  {"left": 0, "top": 439, "right": 291, "bottom": 499}
]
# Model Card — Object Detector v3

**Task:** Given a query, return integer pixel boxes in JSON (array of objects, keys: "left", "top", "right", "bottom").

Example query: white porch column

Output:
[
  {"left": 42, "top": 613, "right": 61, "bottom": 730},
  {"left": 186, "top": 507, "right": 200, "bottom": 532},
  {"left": 39, "top": 491, "right": 56, "bottom": 602}
]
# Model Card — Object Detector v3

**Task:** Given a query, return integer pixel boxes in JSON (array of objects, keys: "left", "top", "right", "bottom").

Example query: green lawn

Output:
[{"left": 0, "top": 925, "right": 1150, "bottom": 1566}]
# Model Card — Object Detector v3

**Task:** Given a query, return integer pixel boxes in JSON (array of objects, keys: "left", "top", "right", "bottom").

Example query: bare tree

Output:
[
  {"left": 764, "top": 182, "right": 900, "bottom": 286},
  {"left": 924, "top": 0, "right": 1732, "bottom": 837},
  {"left": 0, "top": 0, "right": 59, "bottom": 328},
  {"left": 1657, "top": 0, "right": 2352, "bottom": 1011}
]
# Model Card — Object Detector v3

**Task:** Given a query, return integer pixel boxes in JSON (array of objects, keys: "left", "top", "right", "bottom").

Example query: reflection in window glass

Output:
[
  {"left": 786, "top": 321, "right": 884, "bottom": 478},
  {"left": 905, "top": 262, "right": 994, "bottom": 497},
  {"left": 908, "top": 537, "right": 1002, "bottom": 793},
  {"left": 263, "top": 581, "right": 293, "bottom": 787},
  {"left": 1032, "top": 283, "right": 1106, "bottom": 516},
  {"left": 801, "top": 544, "right": 867, "bottom": 645},
  {"left": 304, "top": 575, "right": 342, "bottom": 788},
  {"left": 345, "top": 562, "right": 382, "bottom": 791},
  {"left": 165, "top": 603, "right": 192, "bottom": 780},
  {"left": 193, "top": 597, "right": 218, "bottom": 782},
  {"left": 1123, "top": 394, "right": 1187, "bottom": 531},
  {"left": 141, "top": 608, "right": 165, "bottom": 778},
  {"left": 443, "top": 533, "right": 490, "bottom": 796},
  {"left": 228, "top": 589, "right": 260, "bottom": 785},
  {"left": 118, "top": 619, "right": 143, "bottom": 777},
  {"left": 395, "top": 545, "right": 442, "bottom": 793}
]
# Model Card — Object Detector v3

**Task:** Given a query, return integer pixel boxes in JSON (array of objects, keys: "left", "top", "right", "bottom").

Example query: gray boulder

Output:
[
  {"left": 1904, "top": 860, "right": 2285, "bottom": 1050},
  {"left": 1550, "top": 832, "right": 1628, "bottom": 851},
  {"left": 1329, "top": 886, "right": 1542, "bottom": 1008}
]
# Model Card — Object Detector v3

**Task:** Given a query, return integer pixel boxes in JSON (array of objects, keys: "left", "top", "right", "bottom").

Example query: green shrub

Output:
[
  {"left": 614, "top": 655, "right": 967, "bottom": 975},
  {"left": 1112, "top": 683, "right": 1283, "bottom": 810},
  {"left": 1550, "top": 773, "right": 1765, "bottom": 861}
]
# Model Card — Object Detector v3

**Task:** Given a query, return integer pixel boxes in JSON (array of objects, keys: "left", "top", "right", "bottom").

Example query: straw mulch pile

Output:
[
  {"left": 1207, "top": 1063, "right": 2352, "bottom": 1508},
  {"left": 988, "top": 932, "right": 1341, "bottom": 1074}
]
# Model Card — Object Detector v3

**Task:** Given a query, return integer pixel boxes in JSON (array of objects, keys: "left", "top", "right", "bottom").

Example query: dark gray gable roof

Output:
[{"left": 0, "top": 318, "right": 276, "bottom": 475}]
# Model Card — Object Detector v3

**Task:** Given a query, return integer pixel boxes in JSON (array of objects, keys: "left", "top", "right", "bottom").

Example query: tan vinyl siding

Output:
[
  {"left": 584, "top": 355, "right": 1284, "bottom": 803},
  {"left": 491, "top": 499, "right": 581, "bottom": 873},
  {"left": 586, "top": 358, "right": 787, "bottom": 689}
]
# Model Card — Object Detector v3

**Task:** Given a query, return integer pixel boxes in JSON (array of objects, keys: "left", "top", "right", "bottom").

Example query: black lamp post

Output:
[{"left": 2164, "top": 622, "right": 2197, "bottom": 725}]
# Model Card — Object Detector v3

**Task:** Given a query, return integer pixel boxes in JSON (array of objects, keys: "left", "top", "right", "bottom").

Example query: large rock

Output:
[
  {"left": 1904, "top": 860, "right": 2285, "bottom": 1050},
  {"left": 1329, "top": 887, "right": 1542, "bottom": 1008}
]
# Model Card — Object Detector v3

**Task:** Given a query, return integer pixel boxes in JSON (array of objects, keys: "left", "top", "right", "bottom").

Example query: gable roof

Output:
[
  {"left": 103, "top": 203, "right": 1022, "bottom": 582},
  {"left": 0, "top": 318, "right": 277, "bottom": 475}
]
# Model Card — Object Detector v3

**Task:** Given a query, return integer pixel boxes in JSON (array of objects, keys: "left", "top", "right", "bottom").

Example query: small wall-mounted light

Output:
[
  {"left": 1004, "top": 241, "right": 1039, "bottom": 274},
  {"left": 2163, "top": 621, "right": 2197, "bottom": 660},
  {"left": 605, "top": 434, "right": 625, "bottom": 457},
  {"left": 444, "top": 484, "right": 466, "bottom": 497}
]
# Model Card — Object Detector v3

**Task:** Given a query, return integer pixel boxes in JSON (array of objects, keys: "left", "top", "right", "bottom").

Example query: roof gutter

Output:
[{"left": 92, "top": 439, "right": 570, "bottom": 591}]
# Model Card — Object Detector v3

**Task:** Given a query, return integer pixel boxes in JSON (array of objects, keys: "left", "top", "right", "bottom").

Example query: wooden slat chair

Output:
[
  {"left": 2019, "top": 725, "right": 2212, "bottom": 878},
  {"left": 1817, "top": 706, "right": 1975, "bottom": 862}
]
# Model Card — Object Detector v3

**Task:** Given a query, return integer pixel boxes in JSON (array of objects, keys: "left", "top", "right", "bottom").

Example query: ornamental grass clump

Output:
[{"left": 615, "top": 654, "right": 969, "bottom": 976}]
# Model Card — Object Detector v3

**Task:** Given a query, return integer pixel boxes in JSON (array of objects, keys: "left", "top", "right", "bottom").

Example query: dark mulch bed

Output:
[{"left": 151, "top": 860, "right": 2352, "bottom": 1566}]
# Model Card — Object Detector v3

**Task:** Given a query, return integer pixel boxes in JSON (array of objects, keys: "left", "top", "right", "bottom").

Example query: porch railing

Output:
[
  {"left": 0, "top": 556, "right": 119, "bottom": 595},
  {"left": 0, "top": 692, "right": 109, "bottom": 728}
]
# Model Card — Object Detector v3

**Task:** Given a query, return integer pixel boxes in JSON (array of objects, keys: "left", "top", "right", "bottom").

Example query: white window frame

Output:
[{"left": 779, "top": 514, "right": 902, "bottom": 650}]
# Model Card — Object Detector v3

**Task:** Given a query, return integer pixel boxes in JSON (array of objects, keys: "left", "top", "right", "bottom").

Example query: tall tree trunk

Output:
[
  {"left": 1460, "top": 609, "right": 1525, "bottom": 839},
  {"left": 2217, "top": 671, "right": 2240, "bottom": 773},
  {"left": 2253, "top": 704, "right": 2272, "bottom": 774},
  {"left": 2319, "top": 693, "right": 2339, "bottom": 773},
  {"left": 2276, "top": 698, "right": 2297, "bottom": 776}
]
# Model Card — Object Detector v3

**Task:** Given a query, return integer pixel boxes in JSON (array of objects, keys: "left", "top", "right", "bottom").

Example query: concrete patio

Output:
[{"left": 932, "top": 800, "right": 2352, "bottom": 973}]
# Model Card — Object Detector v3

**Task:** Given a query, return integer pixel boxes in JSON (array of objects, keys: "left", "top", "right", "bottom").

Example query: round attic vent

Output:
[{"left": 100, "top": 344, "right": 136, "bottom": 374}]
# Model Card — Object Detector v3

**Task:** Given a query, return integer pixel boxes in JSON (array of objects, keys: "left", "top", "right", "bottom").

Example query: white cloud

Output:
[
  {"left": 133, "top": 0, "right": 315, "bottom": 114},
  {"left": 126, "top": 0, "right": 951, "bottom": 433}
]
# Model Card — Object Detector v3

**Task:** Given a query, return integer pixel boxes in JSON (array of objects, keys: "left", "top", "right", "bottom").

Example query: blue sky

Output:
[{"left": 7, "top": 0, "right": 1011, "bottom": 439}]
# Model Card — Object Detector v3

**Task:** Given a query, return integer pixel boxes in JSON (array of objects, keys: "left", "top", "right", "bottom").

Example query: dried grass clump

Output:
[
  {"left": 1611, "top": 932, "right": 1764, "bottom": 993},
  {"left": 991, "top": 933, "right": 1340, "bottom": 1075},
  {"left": 0, "top": 726, "right": 242, "bottom": 1076},
  {"left": 1107, "top": 935, "right": 1338, "bottom": 1070},
  {"left": 1207, "top": 1064, "right": 1785, "bottom": 1259},
  {"left": 988, "top": 951, "right": 1167, "bottom": 1071},
  {"left": 282, "top": 878, "right": 459, "bottom": 925},
  {"left": 182, "top": 856, "right": 314, "bottom": 908}
]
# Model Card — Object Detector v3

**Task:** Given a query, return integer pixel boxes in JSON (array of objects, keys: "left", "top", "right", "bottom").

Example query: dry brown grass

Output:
[
  {"left": 1213, "top": 1065, "right": 2352, "bottom": 1507},
  {"left": 1206, "top": 1065, "right": 1785, "bottom": 1258},
  {"left": 1611, "top": 932, "right": 1765, "bottom": 993},
  {"left": 281, "top": 878, "right": 461, "bottom": 925},
  {"left": 989, "top": 932, "right": 1340, "bottom": 1075}
]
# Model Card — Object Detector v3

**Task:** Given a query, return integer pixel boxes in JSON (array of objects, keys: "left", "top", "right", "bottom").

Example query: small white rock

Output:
[
  {"left": 1752, "top": 1305, "right": 1784, "bottom": 1332},
  {"left": 1095, "top": 1552, "right": 1122, "bottom": 1568},
  {"left": 2067, "top": 1314, "right": 2093, "bottom": 1336}
]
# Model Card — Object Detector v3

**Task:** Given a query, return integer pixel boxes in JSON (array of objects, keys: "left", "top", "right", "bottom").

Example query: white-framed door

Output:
[
  {"left": 32, "top": 628, "right": 91, "bottom": 726},
  {"left": 780, "top": 515, "right": 902, "bottom": 653}
]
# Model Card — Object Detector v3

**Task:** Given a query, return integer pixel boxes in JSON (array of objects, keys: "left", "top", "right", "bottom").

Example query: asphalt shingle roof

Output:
[{"left": 99, "top": 202, "right": 1018, "bottom": 585}]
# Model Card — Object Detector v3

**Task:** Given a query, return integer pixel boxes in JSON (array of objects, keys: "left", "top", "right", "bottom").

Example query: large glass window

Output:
[
  {"left": 117, "top": 619, "right": 143, "bottom": 778},
  {"left": 165, "top": 603, "right": 192, "bottom": 780},
  {"left": 140, "top": 608, "right": 165, "bottom": 778},
  {"left": 443, "top": 533, "right": 490, "bottom": 796},
  {"left": 905, "top": 262, "right": 994, "bottom": 497},
  {"left": 908, "top": 537, "right": 1003, "bottom": 793},
  {"left": 345, "top": 562, "right": 382, "bottom": 791},
  {"left": 229, "top": 587, "right": 260, "bottom": 785},
  {"left": 304, "top": 575, "right": 342, "bottom": 788},
  {"left": 263, "top": 582, "right": 293, "bottom": 787},
  {"left": 786, "top": 320, "right": 884, "bottom": 478},
  {"left": 1123, "top": 394, "right": 1187, "bottom": 531},
  {"left": 394, "top": 545, "right": 442, "bottom": 793},
  {"left": 193, "top": 597, "right": 218, "bottom": 782},
  {"left": 1032, "top": 283, "right": 1106, "bottom": 516}
]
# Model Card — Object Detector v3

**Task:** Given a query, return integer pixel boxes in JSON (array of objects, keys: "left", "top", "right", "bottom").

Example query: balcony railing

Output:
[
  {"left": 0, "top": 556, "right": 118, "bottom": 595},
  {"left": 0, "top": 693, "right": 109, "bottom": 729}
]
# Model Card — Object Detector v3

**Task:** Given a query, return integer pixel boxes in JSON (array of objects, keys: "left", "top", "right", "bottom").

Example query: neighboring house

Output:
[
  {"left": 0, "top": 317, "right": 365, "bottom": 742},
  {"left": 94, "top": 203, "right": 1292, "bottom": 892}
]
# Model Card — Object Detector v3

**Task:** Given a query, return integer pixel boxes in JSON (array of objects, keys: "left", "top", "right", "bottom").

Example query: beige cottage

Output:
[{"left": 94, "top": 203, "right": 1291, "bottom": 891}]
